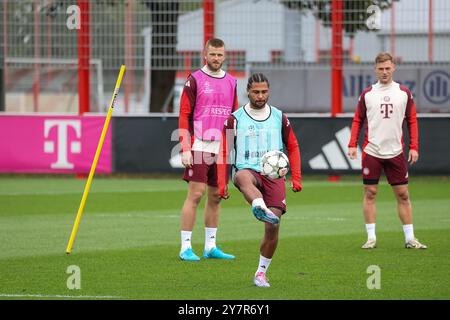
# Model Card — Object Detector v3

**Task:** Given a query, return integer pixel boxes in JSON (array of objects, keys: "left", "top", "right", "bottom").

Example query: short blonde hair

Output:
[
  {"left": 205, "top": 38, "right": 225, "bottom": 50},
  {"left": 375, "top": 52, "right": 395, "bottom": 64}
]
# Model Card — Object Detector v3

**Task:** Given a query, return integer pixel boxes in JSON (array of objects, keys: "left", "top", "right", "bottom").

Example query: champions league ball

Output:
[{"left": 260, "top": 150, "right": 290, "bottom": 179}]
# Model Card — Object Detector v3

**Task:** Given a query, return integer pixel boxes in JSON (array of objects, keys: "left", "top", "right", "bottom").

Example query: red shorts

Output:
[
  {"left": 182, "top": 151, "right": 218, "bottom": 187},
  {"left": 235, "top": 169, "right": 287, "bottom": 214},
  {"left": 362, "top": 152, "right": 408, "bottom": 186}
]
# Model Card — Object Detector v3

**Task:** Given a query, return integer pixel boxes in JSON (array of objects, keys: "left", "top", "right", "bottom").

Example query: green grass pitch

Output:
[{"left": 0, "top": 175, "right": 449, "bottom": 300}]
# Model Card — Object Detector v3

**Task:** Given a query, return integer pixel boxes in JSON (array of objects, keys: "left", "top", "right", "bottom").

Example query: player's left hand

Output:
[
  {"left": 218, "top": 185, "right": 230, "bottom": 200},
  {"left": 408, "top": 149, "right": 419, "bottom": 165},
  {"left": 291, "top": 181, "right": 302, "bottom": 193}
]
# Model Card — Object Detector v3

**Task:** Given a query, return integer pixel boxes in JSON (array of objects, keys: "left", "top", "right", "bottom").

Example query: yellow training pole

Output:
[{"left": 66, "top": 65, "right": 125, "bottom": 255}]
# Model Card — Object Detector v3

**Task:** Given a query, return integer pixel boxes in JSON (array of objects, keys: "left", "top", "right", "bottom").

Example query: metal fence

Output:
[{"left": 1, "top": 0, "right": 450, "bottom": 114}]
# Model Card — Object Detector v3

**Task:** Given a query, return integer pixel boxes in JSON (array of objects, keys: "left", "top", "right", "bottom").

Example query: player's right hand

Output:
[
  {"left": 218, "top": 185, "right": 230, "bottom": 200},
  {"left": 408, "top": 149, "right": 419, "bottom": 165},
  {"left": 181, "top": 151, "right": 193, "bottom": 168},
  {"left": 348, "top": 147, "right": 357, "bottom": 160}
]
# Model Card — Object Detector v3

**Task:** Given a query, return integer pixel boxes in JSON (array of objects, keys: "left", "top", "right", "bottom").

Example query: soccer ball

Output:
[{"left": 260, "top": 150, "right": 289, "bottom": 179}]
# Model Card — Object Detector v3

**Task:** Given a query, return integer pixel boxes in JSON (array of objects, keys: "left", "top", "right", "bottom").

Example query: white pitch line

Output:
[
  {"left": 0, "top": 188, "right": 186, "bottom": 196},
  {"left": 0, "top": 293, "right": 123, "bottom": 299},
  {"left": 0, "top": 182, "right": 363, "bottom": 196}
]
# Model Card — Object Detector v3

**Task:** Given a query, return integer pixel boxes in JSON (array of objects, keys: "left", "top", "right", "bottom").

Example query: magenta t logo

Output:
[
  {"left": 44, "top": 120, "right": 82, "bottom": 169},
  {"left": 380, "top": 103, "right": 393, "bottom": 119}
]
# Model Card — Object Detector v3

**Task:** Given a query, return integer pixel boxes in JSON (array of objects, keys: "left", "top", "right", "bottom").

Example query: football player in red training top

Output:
[
  {"left": 348, "top": 52, "right": 427, "bottom": 250},
  {"left": 217, "top": 73, "right": 302, "bottom": 287},
  {"left": 178, "top": 38, "right": 239, "bottom": 261}
]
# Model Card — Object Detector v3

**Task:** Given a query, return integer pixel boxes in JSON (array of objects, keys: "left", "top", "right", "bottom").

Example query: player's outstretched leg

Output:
[
  {"left": 252, "top": 198, "right": 279, "bottom": 225},
  {"left": 233, "top": 170, "right": 280, "bottom": 225}
]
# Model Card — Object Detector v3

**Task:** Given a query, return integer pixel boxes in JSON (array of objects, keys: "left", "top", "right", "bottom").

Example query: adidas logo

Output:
[
  {"left": 260, "top": 265, "right": 266, "bottom": 269},
  {"left": 210, "top": 236, "right": 215, "bottom": 239},
  {"left": 308, "top": 127, "right": 362, "bottom": 170}
]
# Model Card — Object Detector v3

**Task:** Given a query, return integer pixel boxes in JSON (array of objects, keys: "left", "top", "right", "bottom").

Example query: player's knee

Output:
[
  {"left": 233, "top": 174, "right": 245, "bottom": 189},
  {"left": 364, "top": 187, "right": 377, "bottom": 201},
  {"left": 234, "top": 171, "right": 252, "bottom": 189},
  {"left": 208, "top": 191, "right": 221, "bottom": 205},
  {"left": 189, "top": 188, "right": 206, "bottom": 204},
  {"left": 396, "top": 190, "right": 410, "bottom": 203}
]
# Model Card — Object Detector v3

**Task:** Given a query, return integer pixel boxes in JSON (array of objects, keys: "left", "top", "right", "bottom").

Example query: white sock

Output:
[
  {"left": 403, "top": 224, "right": 415, "bottom": 242},
  {"left": 365, "top": 223, "right": 376, "bottom": 240},
  {"left": 205, "top": 227, "right": 217, "bottom": 251},
  {"left": 256, "top": 255, "right": 272, "bottom": 274},
  {"left": 252, "top": 198, "right": 266, "bottom": 208},
  {"left": 181, "top": 230, "right": 192, "bottom": 251}
]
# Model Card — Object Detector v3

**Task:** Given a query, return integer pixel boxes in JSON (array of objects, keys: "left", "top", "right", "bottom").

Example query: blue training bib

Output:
[{"left": 233, "top": 106, "right": 283, "bottom": 173}]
